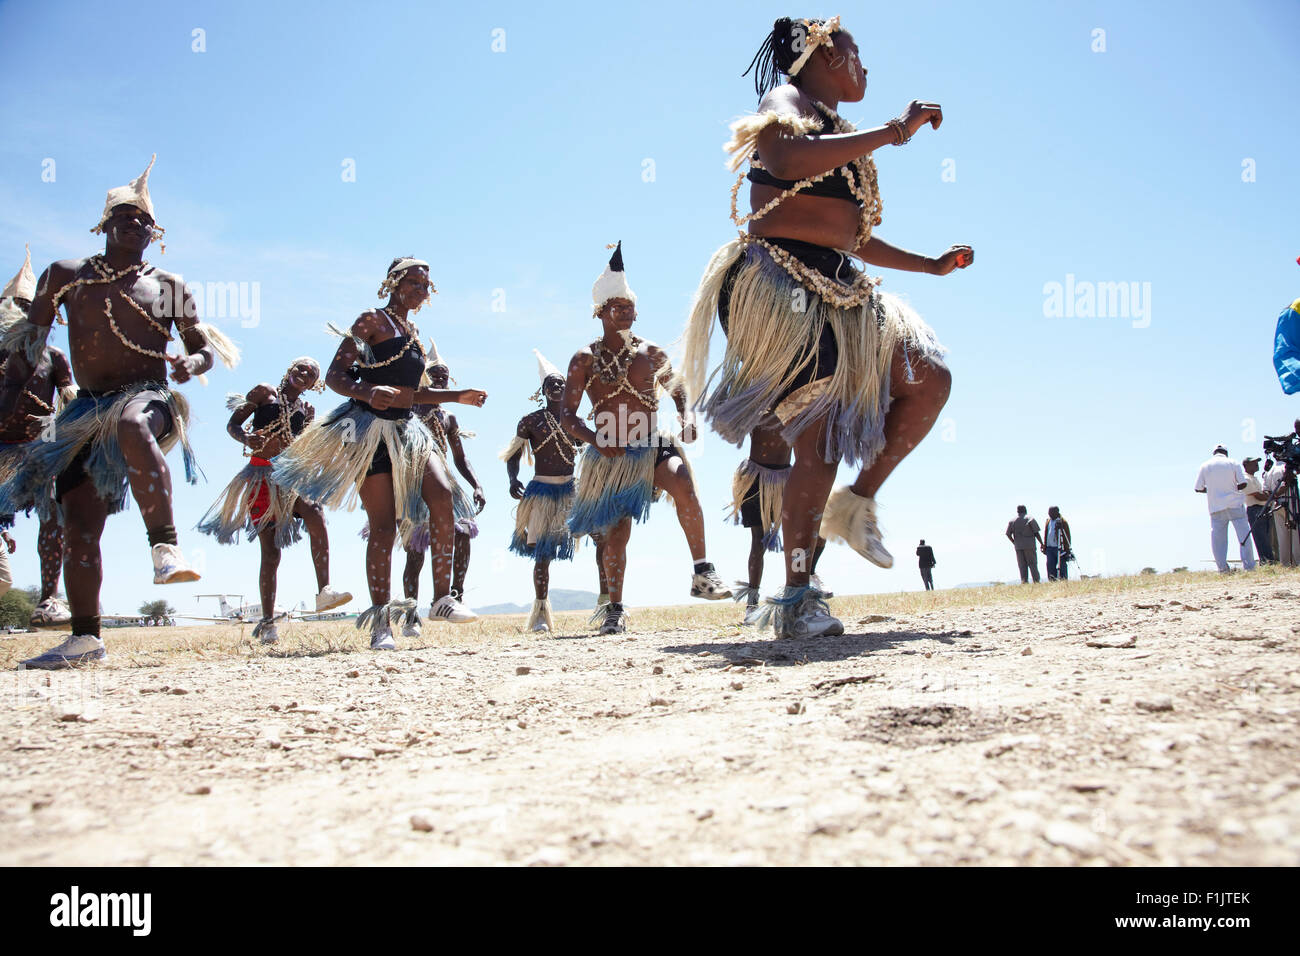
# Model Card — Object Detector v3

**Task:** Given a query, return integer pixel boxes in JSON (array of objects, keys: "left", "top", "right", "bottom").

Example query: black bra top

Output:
[
  {"left": 354, "top": 335, "right": 426, "bottom": 390},
  {"left": 747, "top": 111, "right": 861, "bottom": 205},
  {"left": 251, "top": 398, "right": 306, "bottom": 436}
]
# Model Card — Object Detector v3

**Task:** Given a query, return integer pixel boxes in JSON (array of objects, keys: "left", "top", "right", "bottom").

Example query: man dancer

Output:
[
  {"left": 916, "top": 539, "right": 936, "bottom": 590},
  {"left": 0, "top": 246, "right": 73, "bottom": 627},
  {"left": 0, "top": 156, "right": 239, "bottom": 668},
  {"left": 1005, "top": 505, "right": 1042, "bottom": 583},
  {"left": 1043, "top": 506, "right": 1072, "bottom": 581},
  {"left": 502, "top": 350, "right": 587, "bottom": 633},
  {"left": 563, "top": 243, "right": 731, "bottom": 635},
  {"left": 1193, "top": 444, "right": 1255, "bottom": 573}
]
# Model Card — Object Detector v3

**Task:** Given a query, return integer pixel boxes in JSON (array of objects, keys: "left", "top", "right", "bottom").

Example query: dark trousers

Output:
[
  {"left": 1045, "top": 546, "right": 1068, "bottom": 580},
  {"left": 920, "top": 566, "right": 934, "bottom": 590},
  {"left": 1247, "top": 505, "right": 1275, "bottom": 563},
  {"left": 1015, "top": 547, "right": 1040, "bottom": 583}
]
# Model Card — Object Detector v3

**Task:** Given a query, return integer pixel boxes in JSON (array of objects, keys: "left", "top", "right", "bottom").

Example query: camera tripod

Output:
[{"left": 1241, "top": 461, "right": 1299, "bottom": 549}]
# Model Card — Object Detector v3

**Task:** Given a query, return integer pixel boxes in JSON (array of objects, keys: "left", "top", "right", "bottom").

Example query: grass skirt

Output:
[
  {"left": 196, "top": 461, "right": 303, "bottom": 549},
  {"left": 0, "top": 442, "right": 33, "bottom": 527},
  {"left": 270, "top": 399, "right": 434, "bottom": 526},
  {"left": 388, "top": 477, "right": 478, "bottom": 554},
  {"left": 567, "top": 431, "right": 690, "bottom": 537},
  {"left": 728, "top": 459, "right": 787, "bottom": 552},
  {"left": 509, "top": 478, "right": 577, "bottom": 562},
  {"left": 0, "top": 383, "right": 196, "bottom": 521},
  {"left": 682, "top": 239, "right": 946, "bottom": 467}
]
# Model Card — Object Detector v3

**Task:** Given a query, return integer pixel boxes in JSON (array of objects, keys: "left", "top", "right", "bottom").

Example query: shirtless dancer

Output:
[
  {"left": 0, "top": 156, "right": 239, "bottom": 669},
  {"left": 562, "top": 243, "right": 731, "bottom": 635},
  {"left": 503, "top": 349, "right": 597, "bottom": 633},
  {"left": 0, "top": 246, "right": 73, "bottom": 628}
]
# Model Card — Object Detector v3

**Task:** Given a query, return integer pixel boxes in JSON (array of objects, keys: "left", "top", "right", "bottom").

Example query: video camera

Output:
[{"left": 1263, "top": 427, "right": 1300, "bottom": 469}]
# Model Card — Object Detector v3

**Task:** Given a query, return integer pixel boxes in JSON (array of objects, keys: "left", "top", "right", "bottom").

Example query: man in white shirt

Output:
[
  {"left": 1261, "top": 458, "right": 1299, "bottom": 567},
  {"left": 1193, "top": 444, "right": 1256, "bottom": 572},
  {"left": 1241, "top": 457, "right": 1274, "bottom": 563}
]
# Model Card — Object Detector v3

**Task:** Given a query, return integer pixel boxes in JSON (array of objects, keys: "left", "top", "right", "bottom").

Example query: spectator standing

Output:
[
  {"left": 1043, "top": 506, "right": 1072, "bottom": 581},
  {"left": 1193, "top": 444, "right": 1256, "bottom": 572},
  {"left": 1262, "top": 458, "right": 1299, "bottom": 567},
  {"left": 1241, "top": 457, "right": 1274, "bottom": 563},
  {"left": 1005, "top": 505, "right": 1043, "bottom": 583},
  {"left": 916, "top": 539, "right": 936, "bottom": 590}
]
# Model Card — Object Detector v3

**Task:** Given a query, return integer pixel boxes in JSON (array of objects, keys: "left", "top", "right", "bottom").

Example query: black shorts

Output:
[
  {"left": 366, "top": 441, "right": 394, "bottom": 477},
  {"left": 718, "top": 238, "right": 853, "bottom": 398},
  {"left": 55, "top": 392, "right": 176, "bottom": 502},
  {"left": 739, "top": 479, "right": 762, "bottom": 528}
]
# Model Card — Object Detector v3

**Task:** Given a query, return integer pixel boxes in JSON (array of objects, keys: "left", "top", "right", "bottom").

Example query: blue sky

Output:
[{"left": 1, "top": 0, "right": 1297, "bottom": 618}]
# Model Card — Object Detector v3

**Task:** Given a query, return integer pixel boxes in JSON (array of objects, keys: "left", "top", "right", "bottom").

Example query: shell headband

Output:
[{"left": 787, "top": 15, "right": 841, "bottom": 77}]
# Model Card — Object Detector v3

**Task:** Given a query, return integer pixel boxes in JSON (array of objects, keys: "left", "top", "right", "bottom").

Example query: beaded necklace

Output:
[
  {"left": 243, "top": 387, "right": 305, "bottom": 458},
  {"left": 729, "top": 100, "right": 884, "bottom": 309},
  {"left": 47, "top": 254, "right": 189, "bottom": 359},
  {"left": 533, "top": 408, "right": 578, "bottom": 466},
  {"left": 585, "top": 334, "right": 660, "bottom": 419},
  {"left": 22, "top": 389, "right": 55, "bottom": 414},
  {"left": 422, "top": 405, "right": 450, "bottom": 458},
  {"left": 351, "top": 307, "right": 425, "bottom": 370}
]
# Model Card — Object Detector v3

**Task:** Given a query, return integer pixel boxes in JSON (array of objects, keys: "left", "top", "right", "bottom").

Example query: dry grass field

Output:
[{"left": 1, "top": 568, "right": 1298, "bottom": 865}]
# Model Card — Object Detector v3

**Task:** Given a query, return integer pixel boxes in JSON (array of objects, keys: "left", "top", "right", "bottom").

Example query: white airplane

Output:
[{"left": 176, "top": 594, "right": 350, "bottom": 624}]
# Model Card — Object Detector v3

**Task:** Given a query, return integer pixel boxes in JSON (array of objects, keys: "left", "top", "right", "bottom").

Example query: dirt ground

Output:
[{"left": 1, "top": 569, "right": 1298, "bottom": 866}]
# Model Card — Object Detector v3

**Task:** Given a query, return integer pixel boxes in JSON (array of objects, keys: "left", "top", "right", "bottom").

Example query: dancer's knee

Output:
[
  {"left": 117, "top": 409, "right": 159, "bottom": 453},
  {"left": 367, "top": 521, "right": 396, "bottom": 548}
]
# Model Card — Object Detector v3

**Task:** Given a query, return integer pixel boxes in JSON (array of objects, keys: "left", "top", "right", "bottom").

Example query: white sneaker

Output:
[
  {"left": 770, "top": 587, "right": 844, "bottom": 640},
  {"left": 151, "top": 543, "right": 201, "bottom": 584},
  {"left": 598, "top": 603, "right": 628, "bottom": 635},
  {"left": 29, "top": 597, "right": 72, "bottom": 629},
  {"left": 371, "top": 622, "right": 396, "bottom": 651},
  {"left": 810, "top": 573, "right": 834, "bottom": 598},
  {"left": 823, "top": 487, "right": 893, "bottom": 569},
  {"left": 690, "top": 564, "right": 734, "bottom": 600},
  {"left": 19, "top": 634, "right": 107, "bottom": 670},
  {"left": 315, "top": 585, "right": 352, "bottom": 613},
  {"left": 253, "top": 620, "right": 278, "bottom": 645},
  {"left": 401, "top": 618, "right": 422, "bottom": 639},
  {"left": 741, "top": 604, "right": 764, "bottom": 627},
  {"left": 428, "top": 594, "right": 477, "bottom": 624}
]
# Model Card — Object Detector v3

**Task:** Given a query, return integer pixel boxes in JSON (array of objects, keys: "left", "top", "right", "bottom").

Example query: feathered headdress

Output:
[{"left": 592, "top": 241, "right": 636, "bottom": 314}]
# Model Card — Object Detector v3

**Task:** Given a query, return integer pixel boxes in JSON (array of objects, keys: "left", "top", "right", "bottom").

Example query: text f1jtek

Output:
[{"left": 1137, "top": 892, "right": 1251, "bottom": 907}]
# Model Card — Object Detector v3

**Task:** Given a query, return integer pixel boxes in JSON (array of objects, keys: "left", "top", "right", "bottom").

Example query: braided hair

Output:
[{"left": 743, "top": 17, "right": 839, "bottom": 98}]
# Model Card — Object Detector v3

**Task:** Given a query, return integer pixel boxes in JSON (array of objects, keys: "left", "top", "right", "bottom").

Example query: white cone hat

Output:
[
  {"left": 2, "top": 245, "right": 36, "bottom": 301},
  {"left": 534, "top": 348, "right": 563, "bottom": 384},
  {"left": 592, "top": 240, "right": 636, "bottom": 311},
  {"left": 427, "top": 338, "right": 445, "bottom": 367},
  {"left": 92, "top": 154, "right": 158, "bottom": 233}
]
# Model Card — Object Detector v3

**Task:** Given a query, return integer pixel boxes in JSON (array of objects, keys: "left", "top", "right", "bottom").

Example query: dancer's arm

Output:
[
  {"left": 326, "top": 312, "right": 399, "bottom": 407},
  {"left": 227, "top": 384, "right": 272, "bottom": 451},
  {"left": 446, "top": 415, "right": 485, "bottom": 512},
  {"left": 756, "top": 90, "right": 943, "bottom": 181},
  {"left": 413, "top": 385, "right": 487, "bottom": 407},
  {"left": 855, "top": 236, "right": 974, "bottom": 275},
  {"left": 648, "top": 346, "right": 695, "bottom": 443},
  {"left": 561, "top": 351, "right": 622, "bottom": 457},
  {"left": 506, "top": 419, "right": 530, "bottom": 499},
  {"left": 166, "top": 275, "right": 216, "bottom": 383}
]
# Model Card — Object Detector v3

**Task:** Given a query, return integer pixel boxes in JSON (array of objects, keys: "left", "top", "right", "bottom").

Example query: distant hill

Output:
[{"left": 474, "top": 589, "right": 600, "bottom": 616}]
